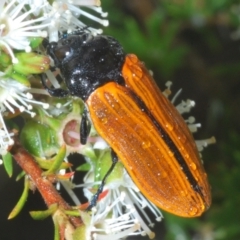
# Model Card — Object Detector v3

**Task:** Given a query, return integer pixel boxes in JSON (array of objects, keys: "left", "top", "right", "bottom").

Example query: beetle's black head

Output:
[{"left": 46, "top": 32, "right": 126, "bottom": 101}]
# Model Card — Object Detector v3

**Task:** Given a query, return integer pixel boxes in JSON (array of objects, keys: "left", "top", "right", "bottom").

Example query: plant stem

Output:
[{"left": 9, "top": 138, "right": 83, "bottom": 228}]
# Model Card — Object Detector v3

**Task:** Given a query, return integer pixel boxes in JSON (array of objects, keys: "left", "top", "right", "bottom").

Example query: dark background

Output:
[{"left": 1, "top": 0, "right": 240, "bottom": 239}]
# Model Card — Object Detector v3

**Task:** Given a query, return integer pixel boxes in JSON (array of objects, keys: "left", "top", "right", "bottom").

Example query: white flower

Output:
[
  {"left": 0, "top": 113, "right": 14, "bottom": 156},
  {"left": 1, "top": 0, "right": 107, "bottom": 63},
  {"left": 86, "top": 192, "right": 149, "bottom": 240},
  {"left": 0, "top": 75, "right": 49, "bottom": 152},
  {"left": 0, "top": 75, "right": 49, "bottom": 117},
  {"left": 40, "top": 0, "right": 109, "bottom": 42},
  {"left": 73, "top": 158, "right": 162, "bottom": 240},
  {"left": 163, "top": 81, "right": 216, "bottom": 153},
  {"left": 0, "top": 0, "right": 48, "bottom": 63}
]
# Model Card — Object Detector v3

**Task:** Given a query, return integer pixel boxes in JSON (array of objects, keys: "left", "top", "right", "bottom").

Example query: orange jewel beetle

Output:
[{"left": 41, "top": 30, "right": 211, "bottom": 217}]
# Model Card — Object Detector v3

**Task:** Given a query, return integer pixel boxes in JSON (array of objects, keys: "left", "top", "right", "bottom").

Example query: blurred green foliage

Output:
[
  {"left": 101, "top": 0, "right": 240, "bottom": 239},
  {"left": 105, "top": 11, "right": 188, "bottom": 78}
]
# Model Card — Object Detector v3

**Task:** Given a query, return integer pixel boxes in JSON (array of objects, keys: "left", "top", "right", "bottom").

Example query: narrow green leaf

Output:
[
  {"left": 64, "top": 210, "right": 81, "bottom": 217},
  {"left": 8, "top": 177, "right": 29, "bottom": 219},
  {"left": 76, "top": 162, "right": 91, "bottom": 171},
  {"left": 43, "top": 145, "right": 66, "bottom": 175},
  {"left": 35, "top": 157, "right": 71, "bottom": 170},
  {"left": 53, "top": 216, "right": 60, "bottom": 240},
  {"left": 16, "top": 171, "right": 26, "bottom": 181},
  {"left": 2, "top": 152, "right": 13, "bottom": 177},
  {"left": 29, "top": 203, "right": 58, "bottom": 220}
]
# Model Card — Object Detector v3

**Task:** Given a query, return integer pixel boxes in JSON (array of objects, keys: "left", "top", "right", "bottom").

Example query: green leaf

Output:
[
  {"left": 53, "top": 219, "right": 60, "bottom": 240},
  {"left": 95, "top": 150, "right": 124, "bottom": 184},
  {"left": 35, "top": 157, "right": 71, "bottom": 170},
  {"left": 2, "top": 152, "right": 13, "bottom": 177},
  {"left": 64, "top": 210, "right": 81, "bottom": 217},
  {"left": 8, "top": 177, "right": 29, "bottom": 219},
  {"left": 16, "top": 171, "right": 26, "bottom": 181},
  {"left": 20, "top": 120, "right": 58, "bottom": 158},
  {"left": 29, "top": 37, "right": 43, "bottom": 49},
  {"left": 42, "top": 145, "right": 67, "bottom": 175},
  {"left": 76, "top": 162, "right": 91, "bottom": 171},
  {"left": 29, "top": 203, "right": 58, "bottom": 220}
]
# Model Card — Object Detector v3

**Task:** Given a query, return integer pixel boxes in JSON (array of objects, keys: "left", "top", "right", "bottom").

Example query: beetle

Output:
[{"left": 41, "top": 31, "right": 211, "bottom": 217}]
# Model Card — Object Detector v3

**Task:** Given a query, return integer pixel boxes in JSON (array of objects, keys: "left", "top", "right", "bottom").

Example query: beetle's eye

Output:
[{"left": 54, "top": 46, "right": 71, "bottom": 61}]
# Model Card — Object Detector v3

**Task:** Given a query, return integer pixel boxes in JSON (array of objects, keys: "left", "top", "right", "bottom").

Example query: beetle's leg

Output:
[
  {"left": 87, "top": 149, "right": 118, "bottom": 210},
  {"left": 40, "top": 74, "right": 69, "bottom": 98},
  {"left": 43, "top": 39, "right": 62, "bottom": 67},
  {"left": 80, "top": 108, "right": 91, "bottom": 144}
]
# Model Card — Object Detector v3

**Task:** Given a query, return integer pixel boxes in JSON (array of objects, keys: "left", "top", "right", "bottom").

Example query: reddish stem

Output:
[{"left": 9, "top": 138, "right": 82, "bottom": 228}]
